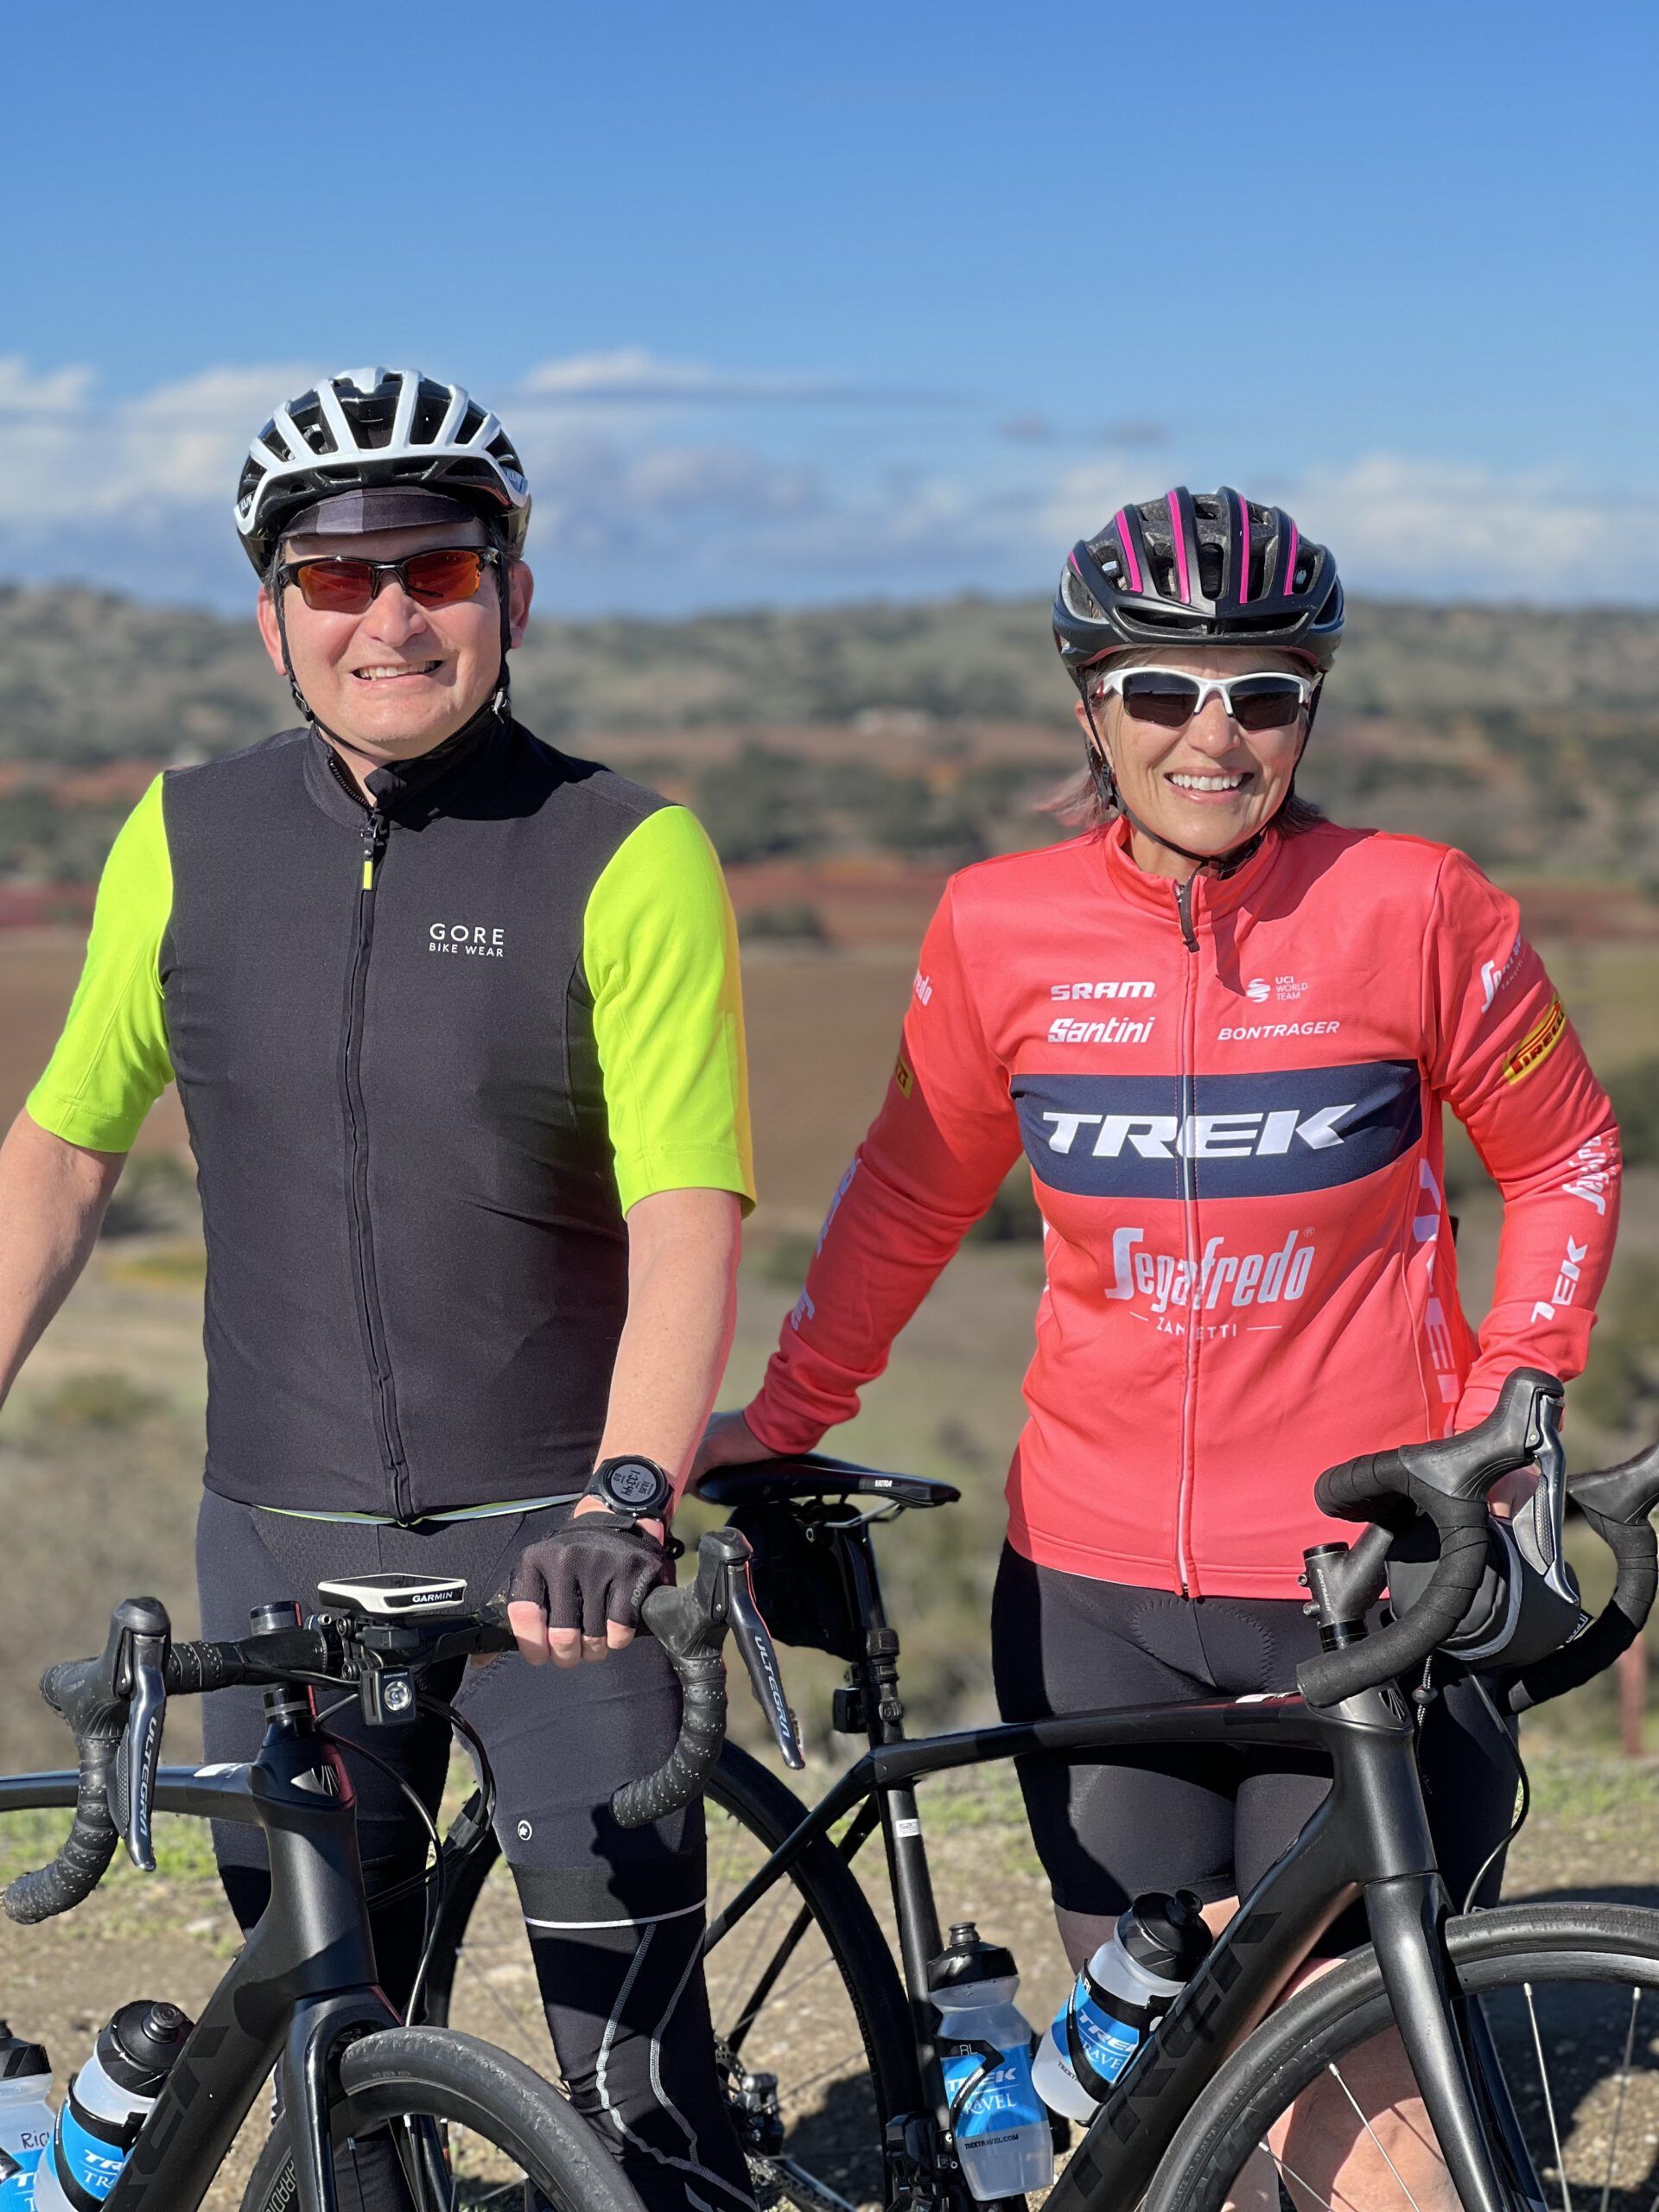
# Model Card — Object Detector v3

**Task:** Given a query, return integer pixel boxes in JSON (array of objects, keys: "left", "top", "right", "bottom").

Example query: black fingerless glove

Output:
[{"left": 508, "top": 1517, "right": 671, "bottom": 1637}]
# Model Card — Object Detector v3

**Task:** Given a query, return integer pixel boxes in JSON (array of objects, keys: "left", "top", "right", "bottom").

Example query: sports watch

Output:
[{"left": 585, "top": 1454, "right": 675, "bottom": 1526}]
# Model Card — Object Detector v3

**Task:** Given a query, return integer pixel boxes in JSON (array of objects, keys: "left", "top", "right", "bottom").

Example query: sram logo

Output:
[
  {"left": 1050, "top": 980, "right": 1155, "bottom": 1001},
  {"left": 1041, "top": 1103, "right": 1356, "bottom": 1159},
  {"left": 1108, "top": 1227, "right": 1315, "bottom": 1316}
]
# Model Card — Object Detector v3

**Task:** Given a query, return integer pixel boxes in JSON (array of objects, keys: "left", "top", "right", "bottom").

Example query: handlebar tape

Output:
[
  {"left": 3, "top": 1657, "right": 125, "bottom": 1924},
  {"left": 1504, "top": 1503, "right": 1658, "bottom": 1714},
  {"left": 1300, "top": 1495, "right": 1491, "bottom": 1707},
  {"left": 1297, "top": 1370, "right": 1561, "bottom": 1708},
  {"left": 610, "top": 1647, "right": 728, "bottom": 1829},
  {"left": 3, "top": 1642, "right": 248, "bottom": 1926}
]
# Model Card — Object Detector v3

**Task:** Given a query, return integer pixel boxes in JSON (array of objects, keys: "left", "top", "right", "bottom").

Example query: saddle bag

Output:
[{"left": 724, "top": 1498, "right": 865, "bottom": 1663}]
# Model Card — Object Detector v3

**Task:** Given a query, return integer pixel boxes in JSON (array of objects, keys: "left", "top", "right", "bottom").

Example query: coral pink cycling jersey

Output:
[{"left": 746, "top": 817, "right": 1622, "bottom": 1599}]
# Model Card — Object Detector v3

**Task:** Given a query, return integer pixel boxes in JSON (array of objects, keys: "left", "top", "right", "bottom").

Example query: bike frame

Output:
[
  {"left": 706, "top": 1510, "right": 1534, "bottom": 2212},
  {"left": 2, "top": 1716, "right": 407, "bottom": 2212}
]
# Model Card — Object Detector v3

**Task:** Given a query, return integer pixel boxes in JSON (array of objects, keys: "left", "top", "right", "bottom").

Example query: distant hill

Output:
[{"left": 0, "top": 582, "right": 1656, "bottom": 888}]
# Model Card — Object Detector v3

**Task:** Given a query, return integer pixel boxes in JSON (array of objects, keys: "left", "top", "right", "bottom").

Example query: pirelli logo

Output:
[{"left": 1504, "top": 997, "right": 1567, "bottom": 1086}]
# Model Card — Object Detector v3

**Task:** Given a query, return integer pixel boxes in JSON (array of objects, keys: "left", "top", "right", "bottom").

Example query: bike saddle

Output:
[{"left": 696, "top": 1455, "right": 961, "bottom": 1512}]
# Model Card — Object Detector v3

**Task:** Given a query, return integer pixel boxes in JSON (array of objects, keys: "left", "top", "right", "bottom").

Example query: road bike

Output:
[
  {"left": 424, "top": 1370, "right": 1659, "bottom": 2212},
  {"left": 0, "top": 1527, "right": 785, "bottom": 2212}
]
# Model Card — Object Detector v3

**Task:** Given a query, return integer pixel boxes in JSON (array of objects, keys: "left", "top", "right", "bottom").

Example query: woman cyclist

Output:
[{"left": 699, "top": 487, "right": 1623, "bottom": 2204}]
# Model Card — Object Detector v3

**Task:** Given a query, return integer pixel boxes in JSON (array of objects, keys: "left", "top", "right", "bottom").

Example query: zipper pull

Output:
[
  {"left": 1174, "top": 878, "right": 1198, "bottom": 952},
  {"left": 360, "top": 810, "right": 388, "bottom": 891}
]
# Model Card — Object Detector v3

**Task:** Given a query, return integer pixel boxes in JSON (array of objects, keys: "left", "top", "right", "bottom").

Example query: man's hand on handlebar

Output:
[{"left": 507, "top": 1499, "right": 671, "bottom": 1669}]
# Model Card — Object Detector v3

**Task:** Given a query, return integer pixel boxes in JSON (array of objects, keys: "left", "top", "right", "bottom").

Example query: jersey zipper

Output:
[
  {"left": 340, "top": 805, "right": 413, "bottom": 1517},
  {"left": 1173, "top": 875, "right": 1201, "bottom": 1597}
]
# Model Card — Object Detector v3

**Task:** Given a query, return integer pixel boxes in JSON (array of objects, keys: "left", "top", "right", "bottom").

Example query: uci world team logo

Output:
[{"left": 1010, "top": 1061, "right": 1422, "bottom": 1199}]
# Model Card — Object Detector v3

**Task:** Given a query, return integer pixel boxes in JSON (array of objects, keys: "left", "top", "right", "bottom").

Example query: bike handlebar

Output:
[
  {"left": 4, "top": 1529, "right": 799, "bottom": 1923},
  {"left": 1299, "top": 1370, "right": 1566, "bottom": 1706}
]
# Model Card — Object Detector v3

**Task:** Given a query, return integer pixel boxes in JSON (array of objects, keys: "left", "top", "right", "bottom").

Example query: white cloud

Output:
[
  {"left": 1291, "top": 454, "right": 1630, "bottom": 597},
  {"left": 518, "top": 347, "right": 942, "bottom": 409},
  {"left": 1039, "top": 451, "right": 1644, "bottom": 602},
  {"left": 0, "top": 354, "right": 1650, "bottom": 612},
  {"left": 0, "top": 360, "right": 313, "bottom": 525}
]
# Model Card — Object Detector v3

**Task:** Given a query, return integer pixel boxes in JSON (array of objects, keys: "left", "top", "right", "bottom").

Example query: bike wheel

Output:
[
  {"left": 238, "top": 2024, "right": 644, "bottom": 2212},
  {"left": 423, "top": 1744, "right": 918, "bottom": 2212},
  {"left": 1145, "top": 1903, "right": 1659, "bottom": 2212}
]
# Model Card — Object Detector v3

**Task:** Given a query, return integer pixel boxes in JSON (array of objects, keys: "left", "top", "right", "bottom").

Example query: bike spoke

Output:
[
  {"left": 1600, "top": 1985, "right": 1642, "bottom": 2212},
  {"left": 1325, "top": 2062, "right": 1427, "bottom": 2210},
  {"left": 1523, "top": 1981, "right": 1574, "bottom": 2212},
  {"left": 1260, "top": 2143, "right": 1341, "bottom": 2211}
]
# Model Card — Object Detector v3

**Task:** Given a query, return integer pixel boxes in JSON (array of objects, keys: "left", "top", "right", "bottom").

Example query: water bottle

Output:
[
  {"left": 929, "top": 1922, "right": 1052, "bottom": 2201},
  {"left": 0, "top": 2024, "right": 55, "bottom": 2205},
  {"left": 1033, "top": 1890, "right": 1212, "bottom": 2123},
  {"left": 33, "top": 2002, "right": 192, "bottom": 2209}
]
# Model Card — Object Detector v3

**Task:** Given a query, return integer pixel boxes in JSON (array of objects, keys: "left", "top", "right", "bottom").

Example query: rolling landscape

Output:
[{"left": 1, "top": 585, "right": 1657, "bottom": 2203}]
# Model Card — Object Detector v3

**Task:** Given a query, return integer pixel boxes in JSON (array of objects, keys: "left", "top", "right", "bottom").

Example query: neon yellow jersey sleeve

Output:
[
  {"left": 26, "top": 776, "right": 175, "bottom": 1152},
  {"left": 583, "top": 805, "right": 755, "bottom": 1216}
]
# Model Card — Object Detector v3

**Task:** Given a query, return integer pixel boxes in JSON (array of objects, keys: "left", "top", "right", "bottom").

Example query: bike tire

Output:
[
  {"left": 422, "top": 1741, "right": 918, "bottom": 2211},
  {"left": 1143, "top": 1902, "right": 1659, "bottom": 2212},
  {"left": 238, "top": 2024, "right": 644, "bottom": 2212}
]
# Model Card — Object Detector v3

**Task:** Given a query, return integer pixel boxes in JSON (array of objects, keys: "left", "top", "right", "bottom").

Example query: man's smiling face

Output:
[{"left": 256, "top": 515, "right": 534, "bottom": 766}]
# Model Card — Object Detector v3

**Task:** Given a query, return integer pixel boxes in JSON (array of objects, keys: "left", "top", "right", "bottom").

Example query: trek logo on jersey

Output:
[
  {"left": 1048, "top": 1014, "right": 1155, "bottom": 1046},
  {"left": 1011, "top": 1062, "right": 1422, "bottom": 1198},
  {"left": 1049, "top": 980, "right": 1156, "bottom": 1001},
  {"left": 1480, "top": 932, "right": 1523, "bottom": 1011},
  {"left": 1532, "top": 1235, "right": 1590, "bottom": 1324},
  {"left": 1503, "top": 997, "right": 1566, "bottom": 1085},
  {"left": 429, "top": 921, "right": 505, "bottom": 959},
  {"left": 1107, "top": 1226, "right": 1315, "bottom": 1316}
]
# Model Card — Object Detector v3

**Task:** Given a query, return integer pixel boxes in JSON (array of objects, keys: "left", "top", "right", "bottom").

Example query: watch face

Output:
[{"left": 607, "top": 1459, "right": 667, "bottom": 1509}]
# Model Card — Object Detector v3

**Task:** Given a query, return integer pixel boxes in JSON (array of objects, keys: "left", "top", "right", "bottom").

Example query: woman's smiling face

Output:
[{"left": 1076, "top": 644, "right": 1313, "bottom": 874}]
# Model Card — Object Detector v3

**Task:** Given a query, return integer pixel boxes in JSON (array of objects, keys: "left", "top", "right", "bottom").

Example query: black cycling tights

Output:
[{"left": 197, "top": 1491, "right": 755, "bottom": 2212}]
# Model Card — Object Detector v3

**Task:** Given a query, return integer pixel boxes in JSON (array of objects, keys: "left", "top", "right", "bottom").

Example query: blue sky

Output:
[{"left": 3, "top": 0, "right": 1655, "bottom": 613}]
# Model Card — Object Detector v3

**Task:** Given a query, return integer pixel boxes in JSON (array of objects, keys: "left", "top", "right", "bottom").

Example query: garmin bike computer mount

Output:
[{"left": 315, "top": 1574, "right": 476, "bottom": 1730}]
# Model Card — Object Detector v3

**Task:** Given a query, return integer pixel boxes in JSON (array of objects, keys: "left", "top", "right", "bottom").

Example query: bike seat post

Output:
[{"left": 837, "top": 1521, "right": 950, "bottom": 2112}]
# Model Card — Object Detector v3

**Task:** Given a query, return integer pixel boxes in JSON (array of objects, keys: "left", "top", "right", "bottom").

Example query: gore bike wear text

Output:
[
  {"left": 746, "top": 817, "right": 1620, "bottom": 1599},
  {"left": 29, "top": 721, "right": 753, "bottom": 1519}
]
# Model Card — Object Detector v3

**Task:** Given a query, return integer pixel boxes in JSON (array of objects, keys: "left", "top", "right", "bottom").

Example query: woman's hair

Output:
[{"left": 1048, "top": 645, "right": 1327, "bottom": 835}]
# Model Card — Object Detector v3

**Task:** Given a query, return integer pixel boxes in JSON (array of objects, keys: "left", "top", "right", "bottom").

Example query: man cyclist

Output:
[
  {"left": 701, "top": 487, "right": 1622, "bottom": 2204},
  {"left": 0, "top": 367, "right": 757, "bottom": 2212}
]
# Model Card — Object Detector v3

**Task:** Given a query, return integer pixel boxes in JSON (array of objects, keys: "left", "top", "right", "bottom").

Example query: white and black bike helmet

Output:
[{"left": 234, "top": 367, "right": 531, "bottom": 575}]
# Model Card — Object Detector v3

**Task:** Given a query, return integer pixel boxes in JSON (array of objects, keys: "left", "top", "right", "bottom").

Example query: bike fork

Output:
[
  {"left": 283, "top": 1992, "right": 403, "bottom": 2212},
  {"left": 1366, "top": 1876, "right": 1523, "bottom": 2212}
]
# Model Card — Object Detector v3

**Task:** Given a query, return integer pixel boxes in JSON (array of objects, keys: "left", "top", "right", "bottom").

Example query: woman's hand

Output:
[{"left": 693, "top": 1408, "right": 777, "bottom": 1482}]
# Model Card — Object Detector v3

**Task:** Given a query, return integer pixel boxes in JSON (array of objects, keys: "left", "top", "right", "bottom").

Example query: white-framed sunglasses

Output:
[{"left": 1089, "top": 664, "right": 1315, "bottom": 733}]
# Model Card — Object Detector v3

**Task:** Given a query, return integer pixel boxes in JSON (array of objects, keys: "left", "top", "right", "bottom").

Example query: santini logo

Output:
[
  {"left": 1109, "top": 1226, "right": 1315, "bottom": 1315},
  {"left": 1040, "top": 1103, "right": 1356, "bottom": 1160},
  {"left": 429, "top": 922, "right": 505, "bottom": 959},
  {"left": 1048, "top": 1015, "right": 1154, "bottom": 1046}
]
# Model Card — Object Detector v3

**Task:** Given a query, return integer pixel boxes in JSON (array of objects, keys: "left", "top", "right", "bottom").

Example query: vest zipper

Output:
[
  {"left": 341, "top": 806, "right": 412, "bottom": 1517},
  {"left": 1173, "top": 876, "right": 1200, "bottom": 1596}
]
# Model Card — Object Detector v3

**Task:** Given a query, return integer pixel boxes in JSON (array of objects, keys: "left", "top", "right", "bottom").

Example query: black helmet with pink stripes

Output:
[{"left": 1052, "top": 486, "right": 1344, "bottom": 683}]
